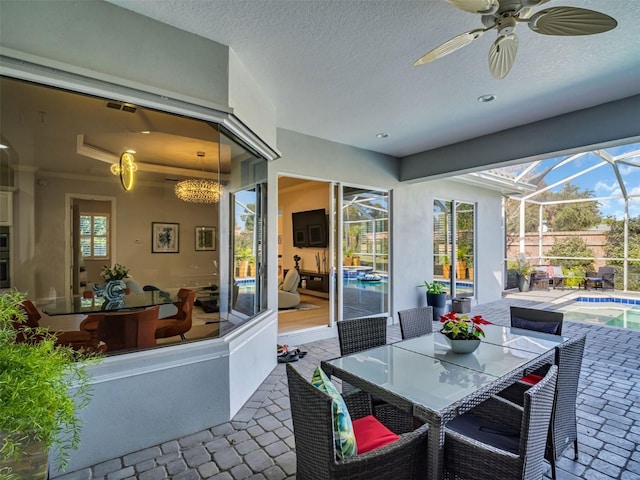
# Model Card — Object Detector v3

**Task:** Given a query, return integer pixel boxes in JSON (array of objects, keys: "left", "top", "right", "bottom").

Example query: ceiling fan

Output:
[{"left": 413, "top": 0, "right": 617, "bottom": 79}]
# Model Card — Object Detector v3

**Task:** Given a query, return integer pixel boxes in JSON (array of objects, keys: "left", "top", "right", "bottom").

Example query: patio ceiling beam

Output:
[{"left": 597, "top": 149, "right": 628, "bottom": 200}]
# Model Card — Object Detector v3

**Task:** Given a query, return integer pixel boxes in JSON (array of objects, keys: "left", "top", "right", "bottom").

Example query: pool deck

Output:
[{"left": 55, "top": 290, "right": 640, "bottom": 480}]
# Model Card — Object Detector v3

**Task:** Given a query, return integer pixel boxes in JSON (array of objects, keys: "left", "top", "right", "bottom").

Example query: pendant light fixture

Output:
[{"left": 174, "top": 151, "right": 224, "bottom": 204}]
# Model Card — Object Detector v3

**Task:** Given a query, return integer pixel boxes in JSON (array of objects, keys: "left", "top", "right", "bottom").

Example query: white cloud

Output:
[{"left": 594, "top": 180, "right": 620, "bottom": 195}]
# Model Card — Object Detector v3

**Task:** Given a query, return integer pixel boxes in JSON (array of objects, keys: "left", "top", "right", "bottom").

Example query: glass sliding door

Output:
[
  {"left": 433, "top": 199, "right": 476, "bottom": 298},
  {"left": 340, "top": 186, "right": 389, "bottom": 320},
  {"left": 231, "top": 183, "right": 266, "bottom": 317},
  {"left": 455, "top": 201, "right": 475, "bottom": 297},
  {"left": 433, "top": 200, "right": 453, "bottom": 297}
]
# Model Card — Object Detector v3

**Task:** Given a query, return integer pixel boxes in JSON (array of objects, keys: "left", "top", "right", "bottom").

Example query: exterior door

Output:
[{"left": 338, "top": 185, "right": 390, "bottom": 320}]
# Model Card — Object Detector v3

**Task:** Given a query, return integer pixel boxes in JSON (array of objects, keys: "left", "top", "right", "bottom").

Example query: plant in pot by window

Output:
[
  {"left": 236, "top": 247, "right": 253, "bottom": 278},
  {"left": 441, "top": 255, "right": 451, "bottom": 279},
  {"left": 456, "top": 246, "right": 468, "bottom": 279},
  {"left": 418, "top": 281, "right": 447, "bottom": 321},
  {"left": 508, "top": 261, "right": 532, "bottom": 292},
  {"left": 343, "top": 247, "right": 354, "bottom": 267},
  {"left": 0, "top": 291, "right": 98, "bottom": 479}
]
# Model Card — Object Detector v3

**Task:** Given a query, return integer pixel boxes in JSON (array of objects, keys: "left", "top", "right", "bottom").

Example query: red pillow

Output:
[
  {"left": 352, "top": 415, "right": 400, "bottom": 454},
  {"left": 520, "top": 373, "right": 544, "bottom": 385}
]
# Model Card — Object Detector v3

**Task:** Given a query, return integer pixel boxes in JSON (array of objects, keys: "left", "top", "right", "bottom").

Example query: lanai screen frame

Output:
[{"left": 484, "top": 141, "right": 640, "bottom": 292}]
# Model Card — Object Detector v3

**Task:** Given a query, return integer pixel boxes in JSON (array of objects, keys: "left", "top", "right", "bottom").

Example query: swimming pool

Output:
[{"left": 560, "top": 297, "right": 640, "bottom": 331}]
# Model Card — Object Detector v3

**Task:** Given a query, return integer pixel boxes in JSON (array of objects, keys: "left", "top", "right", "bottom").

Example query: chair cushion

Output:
[
  {"left": 520, "top": 373, "right": 544, "bottom": 385},
  {"left": 511, "top": 317, "right": 560, "bottom": 335},
  {"left": 447, "top": 412, "right": 520, "bottom": 455},
  {"left": 311, "top": 367, "right": 357, "bottom": 459},
  {"left": 352, "top": 415, "right": 399, "bottom": 454}
]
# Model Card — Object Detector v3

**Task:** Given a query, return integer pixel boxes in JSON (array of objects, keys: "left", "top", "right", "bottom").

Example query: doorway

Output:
[
  {"left": 278, "top": 177, "right": 391, "bottom": 333},
  {"left": 65, "top": 194, "right": 116, "bottom": 301},
  {"left": 278, "top": 176, "right": 332, "bottom": 333}
]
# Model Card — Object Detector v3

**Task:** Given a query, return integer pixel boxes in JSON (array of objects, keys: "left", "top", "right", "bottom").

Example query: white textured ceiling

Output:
[{"left": 108, "top": 0, "right": 640, "bottom": 158}]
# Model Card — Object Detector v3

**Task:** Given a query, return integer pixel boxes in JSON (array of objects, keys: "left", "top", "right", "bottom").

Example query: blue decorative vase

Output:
[{"left": 96, "top": 279, "right": 126, "bottom": 301}]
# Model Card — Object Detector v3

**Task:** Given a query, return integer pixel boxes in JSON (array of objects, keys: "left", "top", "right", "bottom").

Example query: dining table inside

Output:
[
  {"left": 42, "top": 290, "right": 178, "bottom": 316},
  {"left": 321, "top": 324, "right": 568, "bottom": 480}
]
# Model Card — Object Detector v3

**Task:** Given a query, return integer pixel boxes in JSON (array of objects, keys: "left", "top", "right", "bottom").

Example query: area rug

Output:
[{"left": 278, "top": 302, "right": 321, "bottom": 313}]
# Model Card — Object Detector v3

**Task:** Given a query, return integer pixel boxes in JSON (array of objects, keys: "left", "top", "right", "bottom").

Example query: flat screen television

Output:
[{"left": 292, "top": 209, "right": 328, "bottom": 248}]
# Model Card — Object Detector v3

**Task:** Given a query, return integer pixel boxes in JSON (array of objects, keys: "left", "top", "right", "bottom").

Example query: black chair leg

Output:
[
  {"left": 574, "top": 439, "right": 579, "bottom": 459},
  {"left": 550, "top": 458, "right": 557, "bottom": 480}
]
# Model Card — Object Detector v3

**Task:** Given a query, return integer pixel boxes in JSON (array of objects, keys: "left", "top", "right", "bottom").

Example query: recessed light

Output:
[
  {"left": 141, "top": 130, "right": 151, "bottom": 134},
  {"left": 126, "top": 149, "right": 136, "bottom": 154},
  {"left": 478, "top": 94, "right": 496, "bottom": 103},
  {"left": 376, "top": 133, "right": 389, "bottom": 139},
  {"left": 0, "top": 144, "right": 8, "bottom": 149}
]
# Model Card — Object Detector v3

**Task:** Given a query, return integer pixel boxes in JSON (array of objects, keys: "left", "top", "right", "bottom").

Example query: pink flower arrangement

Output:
[{"left": 439, "top": 311, "right": 491, "bottom": 340}]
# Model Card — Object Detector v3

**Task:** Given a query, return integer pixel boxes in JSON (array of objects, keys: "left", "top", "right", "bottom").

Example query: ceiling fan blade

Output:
[
  {"left": 528, "top": 7, "right": 617, "bottom": 35},
  {"left": 445, "top": 0, "right": 499, "bottom": 15},
  {"left": 517, "top": 7, "right": 534, "bottom": 20},
  {"left": 488, "top": 34, "right": 518, "bottom": 79},
  {"left": 414, "top": 29, "right": 486, "bottom": 66},
  {"left": 520, "top": 0, "right": 551, "bottom": 7}
]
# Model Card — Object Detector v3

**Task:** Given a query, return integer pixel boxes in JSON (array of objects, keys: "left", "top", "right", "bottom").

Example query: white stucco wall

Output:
[
  {"left": 0, "top": 0, "right": 230, "bottom": 111},
  {"left": 228, "top": 49, "right": 278, "bottom": 150},
  {"left": 271, "top": 129, "right": 505, "bottom": 332}
]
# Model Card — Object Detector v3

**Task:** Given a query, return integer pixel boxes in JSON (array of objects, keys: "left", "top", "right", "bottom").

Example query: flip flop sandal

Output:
[
  {"left": 277, "top": 352, "right": 299, "bottom": 363},
  {"left": 298, "top": 351, "right": 308, "bottom": 358}
]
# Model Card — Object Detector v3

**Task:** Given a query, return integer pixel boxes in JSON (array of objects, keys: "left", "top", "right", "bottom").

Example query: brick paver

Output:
[{"left": 54, "top": 293, "right": 640, "bottom": 479}]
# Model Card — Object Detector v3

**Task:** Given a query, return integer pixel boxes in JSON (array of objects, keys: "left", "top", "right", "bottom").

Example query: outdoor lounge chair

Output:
[
  {"left": 497, "top": 334, "right": 586, "bottom": 479},
  {"left": 584, "top": 266, "right": 615, "bottom": 290},
  {"left": 286, "top": 364, "right": 429, "bottom": 480},
  {"left": 531, "top": 267, "right": 550, "bottom": 291},
  {"left": 443, "top": 365, "right": 558, "bottom": 480},
  {"left": 398, "top": 306, "right": 433, "bottom": 340}
]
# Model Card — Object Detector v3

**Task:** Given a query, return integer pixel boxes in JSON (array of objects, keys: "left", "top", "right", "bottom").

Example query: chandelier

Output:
[{"left": 175, "top": 152, "right": 224, "bottom": 204}]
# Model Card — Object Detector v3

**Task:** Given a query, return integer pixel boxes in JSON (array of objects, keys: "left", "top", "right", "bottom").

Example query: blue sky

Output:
[{"left": 526, "top": 141, "right": 640, "bottom": 220}]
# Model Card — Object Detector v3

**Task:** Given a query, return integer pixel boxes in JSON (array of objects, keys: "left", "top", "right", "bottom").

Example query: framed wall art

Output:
[
  {"left": 152, "top": 222, "right": 179, "bottom": 253},
  {"left": 195, "top": 226, "right": 216, "bottom": 251}
]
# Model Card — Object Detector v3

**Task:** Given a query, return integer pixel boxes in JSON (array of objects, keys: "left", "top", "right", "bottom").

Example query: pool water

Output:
[{"left": 560, "top": 301, "right": 640, "bottom": 331}]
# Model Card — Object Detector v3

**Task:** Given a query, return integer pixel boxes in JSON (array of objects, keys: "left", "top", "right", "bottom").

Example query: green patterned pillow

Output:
[{"left": 311, "top": 367, "right": 357, "bottom": 459}]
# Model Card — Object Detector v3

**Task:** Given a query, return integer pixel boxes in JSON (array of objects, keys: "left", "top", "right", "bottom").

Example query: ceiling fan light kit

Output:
[{"left": 415, "top": 0, "right": 617, "bottom": 79}]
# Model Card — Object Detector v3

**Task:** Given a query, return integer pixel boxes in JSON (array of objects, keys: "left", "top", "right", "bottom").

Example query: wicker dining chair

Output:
[
  {"left": 336, "top": 316, "right": 413, "bottom": 431},
  {"left": 398, "top": 306, "right": 433, "bottom": 340},
  {"left": 337, "top": 316, "right": 388, "bottom": 356},
  {"left": 497, "top": 334, "right": 586, "bottom": 479},
  {"left": 510, "top": 305, "right": 564, "bottom": 335},
  {"left": 285, "top": 364, "right": 429, "bottom": 480},
  {"left": 443, "top": 365, "right": 558, "bottom": 480}
]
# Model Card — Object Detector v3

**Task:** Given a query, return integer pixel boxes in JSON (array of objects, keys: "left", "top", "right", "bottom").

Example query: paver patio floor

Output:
[{"left": 56, "top": 291, "right": 640, "bottom": 480}]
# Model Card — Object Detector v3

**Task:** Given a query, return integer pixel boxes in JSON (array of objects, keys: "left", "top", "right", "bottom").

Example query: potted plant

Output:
[
  {"left": 236, "top": 247, "right": 253, "bottom": 277},
  {"left": 439, "top": 311, "right": 491, "bottom": 353},
  {"left": 508, "top": 261, "right": 531, "bottom": 292},
  {"left": 418, "top": 281, "right": 447, "bottom": 320},
  {"left": 442, "top": 255, "right": 451, "bottom": 279},
  {"left": 456, "top": 246, "right": 468, "bottom": 279},
  {"left": 0, "top": 291, "right": 97, "bottom": 479},
  {"left": 248, "top": 256, "right": 256, "bottom": 277},
  {"left": 344, "top": 248, "right": 354, "bottom": 267},
  {"left": 95, "top": 263, "right": 130, "bottom": 300}
]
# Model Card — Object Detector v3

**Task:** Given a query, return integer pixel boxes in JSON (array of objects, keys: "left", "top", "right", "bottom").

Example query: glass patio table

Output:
[{"left": 321, "top": 325, "right": 566, "bottom": 480}]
